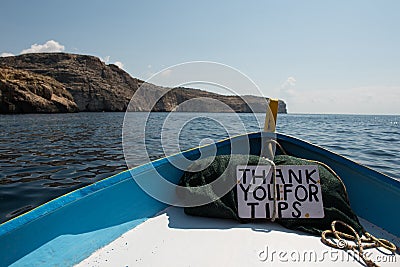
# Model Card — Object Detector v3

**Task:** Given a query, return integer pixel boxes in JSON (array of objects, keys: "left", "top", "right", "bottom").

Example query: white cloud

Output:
[
  {"left": 1, "top": 40, "right": 65, "bottom": 57},
  {"left": 0, "top": 52, "right": 15, "bottom": 57},
  {"left": 161, "top": 69, "right": 172, "bottom": 77},
  {"left": 20, "top": 40, "right": 65, "bottom": 54},
  {"left": 114, "top": 61, "right": 124, "bottom": 69},
  {"left": 2, "top": 40, "right": 127, "bottom": 71},
  {"left": 282, "top": 77, "right": 296, "bottom": 88},
  {"left": 100, "top": 56, "right": 124, "bottom": 69},
  {"left": 280, "top": 76, "right": 297, "bottom": 98},
  {"left": 101, "top": 56, "right": 111, "bottom": 63}
]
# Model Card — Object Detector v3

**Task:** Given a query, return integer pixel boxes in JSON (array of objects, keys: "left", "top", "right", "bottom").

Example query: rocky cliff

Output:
[
  {"left": 0, "top": 53, "right": 287, "bottom": 113},
  {"left": 0, "top": 67, "right": 78, "bottom": 113}
]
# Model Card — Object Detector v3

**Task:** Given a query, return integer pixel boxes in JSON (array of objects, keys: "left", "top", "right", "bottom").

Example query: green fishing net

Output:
[{"left": 178, "top": 154, "right": 364, "bottom": 236}]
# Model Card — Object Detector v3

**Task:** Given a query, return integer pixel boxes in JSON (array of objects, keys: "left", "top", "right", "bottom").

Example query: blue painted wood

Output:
[
  {"left": 0, "top": 132, "right": 398, "bottom": 266},
  {"left": 275, "top": 133, "right": 400, "bottom": 238}
]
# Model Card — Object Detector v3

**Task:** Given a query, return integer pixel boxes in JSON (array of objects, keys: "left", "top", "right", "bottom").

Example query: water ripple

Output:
[{"left": 0, "top": 113, "right": 399, "bottom": 224}]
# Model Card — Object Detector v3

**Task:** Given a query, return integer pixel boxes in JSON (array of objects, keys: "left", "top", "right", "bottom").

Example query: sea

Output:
[{"left": 0, "top": 112, "right": 399, "bottom": 224}]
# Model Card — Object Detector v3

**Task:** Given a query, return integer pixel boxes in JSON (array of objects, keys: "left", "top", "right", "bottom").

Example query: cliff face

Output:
[
  {"left": 150, "top": 87, "right": 287, "bottom": 113},
  {"left": 0, "top": 67, "right": 78, "bottom": 113},
  {"left": 0, "top": 53, "right": 138, "bottom": 112},
  {"left": 0, "top": 53, "right": 287, "bottom": 113}
]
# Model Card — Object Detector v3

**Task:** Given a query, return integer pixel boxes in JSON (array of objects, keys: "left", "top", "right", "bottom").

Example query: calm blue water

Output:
[{"left": 0, "top": 113, "right": 399, "bottom": 224}]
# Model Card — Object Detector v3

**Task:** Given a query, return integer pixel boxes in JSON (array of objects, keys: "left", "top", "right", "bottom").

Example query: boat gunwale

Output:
[
  {"left": 277, "top": 133, "right": 400, "bottom": 188},
  {"left": 0, "top": 132, "right": 258, "bottom": 235},
  {"left": 0, "top": 131, "right": 398, "bottom": 237}
]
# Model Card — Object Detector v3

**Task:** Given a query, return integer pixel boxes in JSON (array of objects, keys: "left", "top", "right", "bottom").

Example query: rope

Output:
[
  {"left": 261, "top": 140, "right": 397, "bottom": 266},
  {"left": 260, "top": 138, "right": 282, "bottom": 222},
  {"left": 304, "top": 159, "right": 350, "bottom": 203},
  {"left": 264, "top": 139, "right": 288, "bottom": 156},
  {"left": 259, "top": 157, "right": 278, "bottom": 222},
  {"left": 321, "top": 220, "right": 397, "bottom": 267}
]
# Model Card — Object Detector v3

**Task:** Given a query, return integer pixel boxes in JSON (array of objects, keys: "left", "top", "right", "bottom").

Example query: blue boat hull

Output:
[{"left": 1, "top": 132, "right": 399, "bottom": 266}]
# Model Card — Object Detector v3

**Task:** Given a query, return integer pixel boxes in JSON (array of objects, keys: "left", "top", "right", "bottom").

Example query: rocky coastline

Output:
[{"left": 0, "top": 53, "right": 287, "bottom": 114}]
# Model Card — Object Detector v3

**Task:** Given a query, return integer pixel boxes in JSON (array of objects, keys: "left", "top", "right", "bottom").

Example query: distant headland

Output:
[{"left": 0, "top": 53, "right": 287, "bottom": 114}]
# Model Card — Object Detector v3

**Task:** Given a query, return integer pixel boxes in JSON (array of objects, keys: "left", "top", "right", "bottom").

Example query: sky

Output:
[{"left": 1, "top": 0, "right": 399, "bottom": 114}]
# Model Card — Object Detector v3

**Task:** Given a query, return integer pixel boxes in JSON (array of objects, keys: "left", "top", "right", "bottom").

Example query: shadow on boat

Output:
[{"left": 163, "top": 206, "right": 311, "bottom": 237}]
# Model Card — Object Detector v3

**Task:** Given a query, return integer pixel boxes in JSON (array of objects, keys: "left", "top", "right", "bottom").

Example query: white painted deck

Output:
[{"left": 77, "top": 207, "right": 399, "bottom": 266}]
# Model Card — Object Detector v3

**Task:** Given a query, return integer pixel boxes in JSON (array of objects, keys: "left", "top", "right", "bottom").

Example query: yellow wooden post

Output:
[
  {"left": 264, "top": 99, "right": 278, "bottom": 132},
  {"left": 263, "top": 99, "right": 279, "bottom": 159}
]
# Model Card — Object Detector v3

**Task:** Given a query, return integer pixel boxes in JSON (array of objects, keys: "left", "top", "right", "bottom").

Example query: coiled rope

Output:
[
  {"left": 263, "top": 139, "right": 397, "bottom": 266},
  {"left": 321, "top": 220, "right": 397, "bottom": 267}
]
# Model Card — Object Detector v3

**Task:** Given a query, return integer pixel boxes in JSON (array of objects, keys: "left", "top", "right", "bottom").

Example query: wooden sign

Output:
[{"left": 236, "top": 165, "right": 324, "bottom": 219}]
